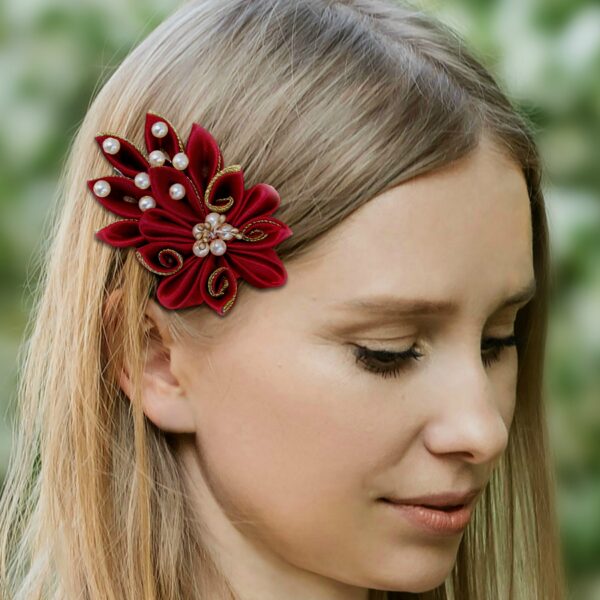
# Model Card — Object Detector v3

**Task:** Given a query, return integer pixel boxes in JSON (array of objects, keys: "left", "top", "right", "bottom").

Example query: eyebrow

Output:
[{"left": 330, "top": 278, "right": 537, "bottom": 320}]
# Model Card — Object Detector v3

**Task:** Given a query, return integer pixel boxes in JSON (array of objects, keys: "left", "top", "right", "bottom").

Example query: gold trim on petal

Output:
[
  {"left": 95, "top": 131, "right": 148, "bottom": 162},
  {"left": 204, "top": 165, "right": 242, "bottom": 213},
  {"left": 239, "top": 218, "right": 281, "bottom": 242},
  {"left": 147, "top": 109, "right": 185, "bottom": 154},
  {"left": 207, "top": 266, "right": 230, "bottom": 297},
  {"left": 134, "top": 248, "right": 184, "bottom": 276}
]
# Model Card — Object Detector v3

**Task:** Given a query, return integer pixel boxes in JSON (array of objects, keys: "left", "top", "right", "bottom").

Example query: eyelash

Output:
[{"left": 353, "top": 335, "right": 518, "bottom": 379}]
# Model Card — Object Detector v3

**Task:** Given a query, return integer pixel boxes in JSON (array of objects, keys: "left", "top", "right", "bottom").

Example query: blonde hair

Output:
[{"left": 0, "top": 0, "right": 566, "bottom": 598}]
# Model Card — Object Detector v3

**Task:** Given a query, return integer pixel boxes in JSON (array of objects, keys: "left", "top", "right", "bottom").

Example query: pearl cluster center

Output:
[{"left": 192, "top": 212, "right": 242, "bottom": 257}]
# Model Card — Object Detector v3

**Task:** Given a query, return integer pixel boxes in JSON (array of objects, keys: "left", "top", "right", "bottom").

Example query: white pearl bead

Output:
[
  {"left": 210, "top": 239, "right": 227, "bottom": 256},
  {"left": 102, "top": 137, "right": 120, "bottom": 154},
  {"left": 134, "top": 172, "right": 150, "bottom": 189},
  {"left": 172, "top": 152, "right": 189, "bottom": 170},
  {"left": 93, "top": 180, "right": 111, "bottom": 197},
  {"left": 169, "top": 183, "right": 186, "bottom": 200},
  {"left": 148, "top": 150, "right": 166, "bottom": 166},
  {"left": 205, "top": 212, "right": 221, "bottom": 228},
  {"left": 193, "top": 242, "right": 210, "bottom": 257},
  {"left": 219, "top": 223, "right": 235, "bottom": 240},
  {"left": 192, "top": 223, "right": 205, "bottom": 238},
  {"left": 138, "top": 196, "right": 156, "bottom": 211},
  {"left": 151, "top": 121, "right": 168, "bottom": 138}
]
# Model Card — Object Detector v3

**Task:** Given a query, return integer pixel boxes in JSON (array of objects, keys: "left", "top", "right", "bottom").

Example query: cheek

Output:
[{"left": 191, "top": 336, "right": 389, "bottom": 570}]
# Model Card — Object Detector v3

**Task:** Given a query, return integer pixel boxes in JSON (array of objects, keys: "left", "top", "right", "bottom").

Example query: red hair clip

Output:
[{"left": 88, "top": 110, "right": 293, "bottom": 316}]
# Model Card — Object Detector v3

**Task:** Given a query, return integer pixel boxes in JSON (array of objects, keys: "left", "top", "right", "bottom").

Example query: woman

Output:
[{"left": 0, "top": 0, "right": 566, "bottom": 598}]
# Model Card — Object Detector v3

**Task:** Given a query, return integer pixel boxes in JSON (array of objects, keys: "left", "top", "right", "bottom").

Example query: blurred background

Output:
[{"left": 0, "top": 0, "right": 598, "bottom": 597}]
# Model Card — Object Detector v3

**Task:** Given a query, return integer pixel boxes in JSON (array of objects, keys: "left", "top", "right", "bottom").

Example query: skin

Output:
[{"left": 117, "top": 135, "right": 536, "bottom": 599}]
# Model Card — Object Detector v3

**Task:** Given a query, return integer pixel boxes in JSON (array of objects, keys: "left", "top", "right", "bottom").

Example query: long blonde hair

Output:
[{"left": 0, "top": 0, "right": 566, "bottom": 598}]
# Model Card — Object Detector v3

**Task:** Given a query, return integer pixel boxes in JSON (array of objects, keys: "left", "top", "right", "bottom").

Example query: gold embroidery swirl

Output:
[
  {"left": 207, "top": 266, "right": 230, "bottom": 297},
  {"left": 204, "top": 165, "right": 242, "bottom": 213},
  {"left": 239, "top": 218, "right": 280, "bottom": 242},
  {"left": 134, "top": 248, "right": 184, "bottom": 276}
]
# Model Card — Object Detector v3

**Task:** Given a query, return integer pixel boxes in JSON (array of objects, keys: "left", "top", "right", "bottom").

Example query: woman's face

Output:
[{"left": 141, "top": 137, "right": 536, "bottom": 598}]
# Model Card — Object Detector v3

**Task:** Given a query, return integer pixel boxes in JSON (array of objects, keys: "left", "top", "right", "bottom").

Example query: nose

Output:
[{"left": 422, "top": 345, "right": 511, "bottom": 465}]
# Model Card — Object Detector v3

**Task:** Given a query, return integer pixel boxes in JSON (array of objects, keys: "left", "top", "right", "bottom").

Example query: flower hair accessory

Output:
[{"left": 87, "top": 110, "right": 293, "bottom": 316}]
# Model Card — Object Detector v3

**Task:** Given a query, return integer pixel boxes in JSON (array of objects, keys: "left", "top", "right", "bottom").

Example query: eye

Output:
[
  {"left": 352, "top": 344, "right": 424, "bottom": 379},
  {"left": 353, "top": 334, "right": 518, "bottom": 379},
  {"left": 481, "top": 334, "right": 518, "bottom": 367}
]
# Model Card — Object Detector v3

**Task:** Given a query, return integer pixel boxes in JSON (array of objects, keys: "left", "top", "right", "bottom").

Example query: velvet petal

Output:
[
  {"left": 144, "top": 111, "right": 184, "bottom": 159},
  {"left": 228, "top": 216, "right": 293, "bottom": 252},
  {"left": 87, "top": 176, "right": 145, "bottom": 219},
  {"left": 227, "top": 247, "right": 288, "bottom": 289},
  {"left": 184, "top": 123, "right": 223, "bottom": 198},
  {"left": 227, "top": 183, "right": 281, "bottom": 225},
  {"left": 95, "top": 219, "right": 145, "bottom": 247},
  {"left": 94, "top": 134, "right": 149, "bottom": 178},
  {"left": 148, "top": 166, "right": 204, "bottom": 221}
]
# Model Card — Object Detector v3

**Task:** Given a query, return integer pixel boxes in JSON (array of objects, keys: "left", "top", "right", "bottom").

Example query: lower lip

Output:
[{"left": 379, "top": 499, "right": 473, "bottom": 535}]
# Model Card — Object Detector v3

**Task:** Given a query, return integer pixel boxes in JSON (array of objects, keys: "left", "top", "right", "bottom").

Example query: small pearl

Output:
[
  {"left": 172, "top": 152, "right": 189, "bottom": 170},
  {"left": 138, "top": 195, "right": 156, "bottom": 211},
  {"left": 193, "top": 241, "right": 210, "bottom": 257},
  {"left": 210, "top": 239, "right": 227, "bottom": 256},
  {"left": 148, "top": 150, "right": 166, "bottom": 166},
  {"left": 169, "top": 183, "right": 186, "bottom": 200},
  {"left": 93, "top": 180, "right": 111, "bottom": 197},
  {"left": 134, "top": 172, "right": 150, "bottom": 189},
  {"left": 192, "top": 223, "right": 205, "bottom": 238},
  {"left": 219, "top": 223, "right": 235, "bottom": 240},
  {"left": 102, "top": 137, "right": 120, "bottom": 154},
  {"left": 151, "top": 121, "right": 169, "bottom": 138},
  {"left": 205, "top": 212, "right": 221, "bottom": 228}
]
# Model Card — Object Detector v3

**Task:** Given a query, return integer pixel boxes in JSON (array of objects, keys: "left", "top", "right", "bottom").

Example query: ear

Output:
[{"left": 105, "top": 291, "right": 197, "bottom": 434}]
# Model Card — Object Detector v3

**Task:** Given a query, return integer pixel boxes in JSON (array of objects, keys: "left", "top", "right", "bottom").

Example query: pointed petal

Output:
[
  {"left": 94, "top": 134, "right": 149, "bottom": 178},
  {"left": 227, "top": 216, "right": 293, "bottom": 253},
  {"left": 95, "top": 219, "right": 144, "bottom": 247},
  {"left": 204, "top": 166, "right": 245, "bottom": 215},
  {"left": 227, "top": 183, "right": 282, "bottom": 225},
  {"left": 145, "top": 111, "right": 184, "bottom": 159},
  {"left": 138, "top": 208, "right": 194, "bottom": 243},
  {"left": 184, "top": 123, "right": 223, "bottom": 198},
  {"left": 227, "top": 248, "right": 288, "bottom": 289},
  {"left": 148, "top": 166, "right": 204, "bottom": 221},
  {"left": 155, "top": 256, "right": 206, "bottom": 310},
  {"left": 135, "top": 241, "right": 192, "bottom": 276},
  {"left": 87, "top": 175, "right": 145, "bottom": 219},
  {"left": 199, "top": 253, "right": 239, "bottom": 316}
]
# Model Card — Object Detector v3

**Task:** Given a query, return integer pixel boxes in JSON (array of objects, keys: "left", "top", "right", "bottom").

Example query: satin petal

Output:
[
  {"left": 95, "top": 219, "right": 145, "bottom": 247},
  {"left": 94, "top": 134, "right": 149, "bottom": 178}
]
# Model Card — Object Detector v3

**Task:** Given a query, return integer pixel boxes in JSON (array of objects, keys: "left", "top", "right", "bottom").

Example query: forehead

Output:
[{"left": 289, "top": 139, "right": 534, "bottom": 317}]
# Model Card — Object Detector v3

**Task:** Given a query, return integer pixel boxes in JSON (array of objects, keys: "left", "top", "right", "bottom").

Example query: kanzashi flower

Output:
[{"left": 87, "top": 110, "right": 293, "bottom": 316}]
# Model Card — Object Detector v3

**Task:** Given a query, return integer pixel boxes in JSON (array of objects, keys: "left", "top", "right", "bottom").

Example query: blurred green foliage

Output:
[{"left": 0, "top": 0, "right": 598, "bottom": 597}]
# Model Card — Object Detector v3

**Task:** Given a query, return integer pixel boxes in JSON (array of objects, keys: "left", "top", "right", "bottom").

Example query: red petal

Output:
[
  {"left": 148, "top": 166, "right": 204, "bottom": 221},
  {"left": 204, "top": 166, "right": 245, "bottom": 214},
  {"left": 227, "top": 216, "right": 293, "bottom": 253},
  {"left": 227, "top": 248, "right": 288, "bottom": 289},
  {"left": 199, "top": 253, "right": 239, "bottom": 315},
  {"left": 155, "top": 256, "right": 206, "bottom": 310},
  {"left": 94, "top": 135, "right": 149, "bottom": 178},
  {"left": 135, "top": 241, "right": 192, "bottom": 275},
  {"left": 184, "top": 123, "right": 223, "bottom": 197},
  {"left": 144, "top": 111, "right": 184, "bottom": 160},
  {"left": 138, "top": 208, "right": 194, "bottom": 243},
  {"left": 87, "top": 175, "right": 145, "bottom": 219},
  {"left": 227, "top": 183, "right": 282, "bottom": 225},
  {"left": 95, "top": 219, "right": 144, "bottom": 247}
]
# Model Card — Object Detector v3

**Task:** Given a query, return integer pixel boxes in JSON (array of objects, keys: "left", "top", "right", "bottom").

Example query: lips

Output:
[{"left": 381, "top": 487, "right": 481, "bottom": 508}]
